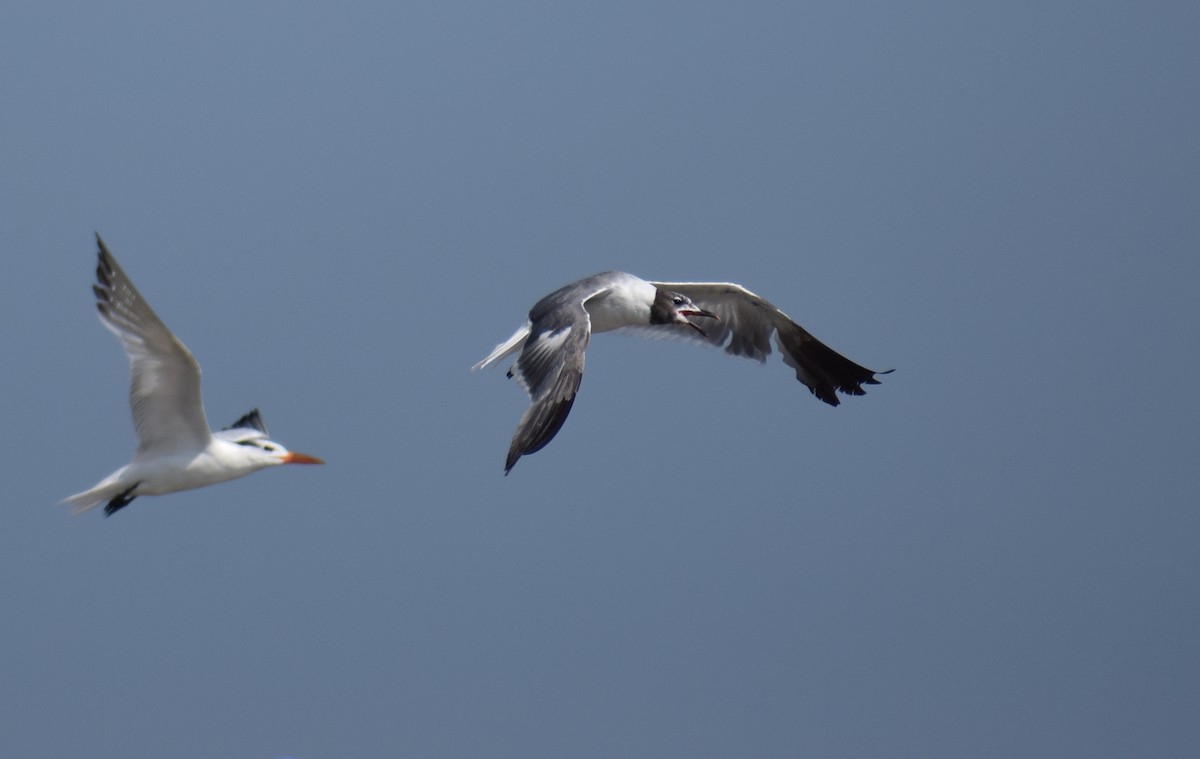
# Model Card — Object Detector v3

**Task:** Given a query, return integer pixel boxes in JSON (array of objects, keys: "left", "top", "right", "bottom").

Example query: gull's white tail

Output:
[{"left": 472, "top": 323, "right": 531, "bottom": 371}]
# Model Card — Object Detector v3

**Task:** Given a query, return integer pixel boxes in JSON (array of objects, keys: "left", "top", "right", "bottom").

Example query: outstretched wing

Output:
[
  {"left": 502, "top": 284, "right": 606, "bottom": 473},
  {"left": 93, "top": 235, "right": 212, "bottom": 455},
  {"left": 648, "top": 281, "right": 889, "bottom": 406}
]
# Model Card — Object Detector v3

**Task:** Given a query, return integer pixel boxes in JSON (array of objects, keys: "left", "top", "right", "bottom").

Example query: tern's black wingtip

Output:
[
  {"left": 224, "top": 408, "right": 268, "bottom": 435},
  {"left": 94, "top": 235, "right": 116, "bottom": 276}
]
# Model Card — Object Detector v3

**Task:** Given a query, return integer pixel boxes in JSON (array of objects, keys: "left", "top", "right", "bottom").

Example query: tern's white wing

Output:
[
  {"left": 648, "top": 281, "right": 887, "bottom": 406},
  {"left": 93, "top": 235, "right": 212, "bottom": 456}
]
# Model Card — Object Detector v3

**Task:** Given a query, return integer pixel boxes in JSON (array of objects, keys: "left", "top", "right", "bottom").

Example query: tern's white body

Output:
[
  {"left": 64, "top": 236, "right": 323, "bottom": 516},
  {"left": 475, "top": 271, "right": 889, "bottom": 474},
  {"left": 78, "top": 444, "right": 274, "bottom": 499}
]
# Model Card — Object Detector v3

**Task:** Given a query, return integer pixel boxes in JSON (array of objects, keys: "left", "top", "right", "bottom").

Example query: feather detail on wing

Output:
[
  {"left": 93, "top": 235, "right": 212, "bottom": 455},
  {"left": 503, "top": 298, "right": 595, "bottom": 473},
  {"left": 648, "top": 281, "right": 890, "bottom": 406}
]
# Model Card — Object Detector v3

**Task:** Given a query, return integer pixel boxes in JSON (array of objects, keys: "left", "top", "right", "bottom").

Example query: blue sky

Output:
[{"left": 3, "top": 2, "right": 1199, "bottom": 757}]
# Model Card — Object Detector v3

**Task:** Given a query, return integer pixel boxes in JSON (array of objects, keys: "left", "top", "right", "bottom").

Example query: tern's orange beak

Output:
[{"left": 281, "top": 452, "right": 325, "bottom": 465}]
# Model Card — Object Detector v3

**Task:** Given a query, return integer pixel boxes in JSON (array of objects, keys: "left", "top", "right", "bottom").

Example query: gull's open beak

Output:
[
  {"left": 680, "top": 307, "right": 717, "bottom": 337},
  {"left": 281, "top": 452, "right": 325, "bottom": 465}
]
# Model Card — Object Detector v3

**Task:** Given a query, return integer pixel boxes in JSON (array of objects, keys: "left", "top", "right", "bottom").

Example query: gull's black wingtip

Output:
[{"left": 863, "top": 367, "right": 895, "bottom": 387}]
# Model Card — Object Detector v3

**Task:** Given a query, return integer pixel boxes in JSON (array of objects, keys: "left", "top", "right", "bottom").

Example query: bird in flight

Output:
[
  {"left": 474, "top": 271, "right": 890, "bottom": 474},
  {"left": 64, "top": 235, "right": 323, "bottom": 516}
]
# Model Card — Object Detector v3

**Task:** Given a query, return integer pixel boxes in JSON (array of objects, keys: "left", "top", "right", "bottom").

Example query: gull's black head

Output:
[{"left": 650, "top": 289, "right": 718, "bottom": 336}]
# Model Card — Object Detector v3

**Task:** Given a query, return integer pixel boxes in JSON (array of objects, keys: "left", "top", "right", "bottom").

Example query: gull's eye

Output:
[
  {"left": 263, "top": 445, "right": 276, "bottom": 452},
  {"left": 673, "top": 296, "right": 685, "bottom": 306}
]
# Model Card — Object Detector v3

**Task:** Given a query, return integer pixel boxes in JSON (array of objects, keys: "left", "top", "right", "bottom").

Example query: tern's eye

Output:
[{"left": 263, "top": 445, "right": 276, "bottom": 452}]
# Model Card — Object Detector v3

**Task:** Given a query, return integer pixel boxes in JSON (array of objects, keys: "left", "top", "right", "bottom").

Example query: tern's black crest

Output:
[{"left": 225, "top": 408, "right": 268, "bottom": 435}]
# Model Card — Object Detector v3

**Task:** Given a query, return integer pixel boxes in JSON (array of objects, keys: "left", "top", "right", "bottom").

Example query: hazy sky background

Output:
[{"left": 3, "top": 2, "right": 1198, "bottom": 757}]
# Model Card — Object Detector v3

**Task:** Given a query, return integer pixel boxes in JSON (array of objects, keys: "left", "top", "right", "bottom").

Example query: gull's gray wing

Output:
[
  {"left": 503, "top": 281, "right": 607, "bottom": 473},
  {"left": 648, "top": 281, "right": 889, "bottom": 406},
  {"left": 93, "top": 235, "right": 212, "bottom": 455}
]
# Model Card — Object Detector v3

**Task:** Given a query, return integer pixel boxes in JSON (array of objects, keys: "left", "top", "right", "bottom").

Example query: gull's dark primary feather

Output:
[
  {"left": 648, "top": 281, "right": 890, "bottom": 406},
  {"left": 503, "top": 285, "right": 597, "bottom": 473}
]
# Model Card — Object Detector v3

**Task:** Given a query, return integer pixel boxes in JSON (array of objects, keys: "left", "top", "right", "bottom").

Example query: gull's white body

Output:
[
  {"left": 64, "top": 235, "right": 322, "bottom": 516},
  {"left": 475, "top": 271, "right": 889, "bottom": 473},
  {"left": 474, "top": 274, "right": 658, "bottom": 371}
]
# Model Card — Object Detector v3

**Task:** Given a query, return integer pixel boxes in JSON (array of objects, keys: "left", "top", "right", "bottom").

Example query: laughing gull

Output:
[{"left": 473, "top": 271, "right": 890, "bottom": 473}]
